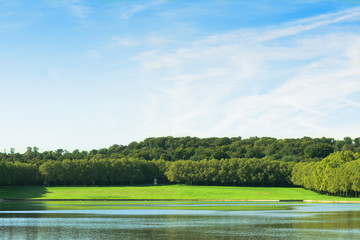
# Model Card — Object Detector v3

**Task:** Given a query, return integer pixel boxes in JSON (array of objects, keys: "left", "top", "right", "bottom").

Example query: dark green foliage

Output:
[
  {"left": 37, "top": 158, "right": 162, "bottom": 186},
  {"left": 0, "top": 161, "right": 40, "bottom": 186},
  {"left": 304, "top": 143, "right": 334, "bottom": 158},
  {"left": 2, "top": 136, "right": 359, "bottom": 163},
  {"left": 0, "top": 157, "right": 293, "bottom": 187}
]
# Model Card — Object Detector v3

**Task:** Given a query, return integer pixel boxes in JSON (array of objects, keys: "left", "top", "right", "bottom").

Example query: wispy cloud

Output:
[
  {"left": 112, "top": 36, "right": 137, "bottom": 46},
  {"left": 3, "top": 1, "right": 360, "bottom": 151},
  {"left": 135, "top": 6, "right": 360, "bottom": 139},
  {"left": 68, "top": 3, "right": 91, "bottom": 19},
  {"left": 45, "top": 0, "right": 91, "bottom": 19},
  {"left": 187, "top": 6, "right": 360, "bottom": 47},
  {"left": 260, "top": 6, "right": 360, "bottom": 41},
  {"left": 120, "top": 0, "right": 166, "bottom": 20},
  {"left": 0, "top": 22, "right": 23, "bottom": 33}
]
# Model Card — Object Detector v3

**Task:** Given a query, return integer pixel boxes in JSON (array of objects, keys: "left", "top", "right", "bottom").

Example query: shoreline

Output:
[{"left": 2, "top": 198, "right": 360, "bottom": 203}]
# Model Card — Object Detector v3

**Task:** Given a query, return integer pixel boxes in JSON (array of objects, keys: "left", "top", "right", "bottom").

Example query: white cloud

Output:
[{"left": 134, "top": 6, "right": 360, "bottom": 139}]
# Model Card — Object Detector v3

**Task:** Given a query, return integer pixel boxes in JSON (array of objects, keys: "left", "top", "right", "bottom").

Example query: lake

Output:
[{"left": 0, "top": 201, "right": 359, "bottom": 239}]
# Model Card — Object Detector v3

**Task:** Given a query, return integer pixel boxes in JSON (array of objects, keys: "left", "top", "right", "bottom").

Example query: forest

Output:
[{"left": 1, "top": 136, "right": 360, "bottom": 197}]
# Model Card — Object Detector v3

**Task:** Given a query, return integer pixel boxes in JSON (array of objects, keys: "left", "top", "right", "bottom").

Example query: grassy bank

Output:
[{"left": 1, "top": 185, "right": 359, "bottom": 201}]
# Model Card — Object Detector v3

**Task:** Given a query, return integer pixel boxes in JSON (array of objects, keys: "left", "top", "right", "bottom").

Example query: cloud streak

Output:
[
  {"left": 44, "top": 0, "right": 91, "bottom": 19},
  {"left": 260, "top": 6, "right": 360, "bottom": 41},
  {"left": 120, "top": 0, "right": 166, "bottom": 20},
  {"left": 135, "top": 6, "right": 360, "bottom": 139}
]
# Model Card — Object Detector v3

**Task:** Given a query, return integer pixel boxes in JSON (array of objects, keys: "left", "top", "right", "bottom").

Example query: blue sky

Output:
[{"left": 1, "top": 0, "right": 360, "bottom": 152}]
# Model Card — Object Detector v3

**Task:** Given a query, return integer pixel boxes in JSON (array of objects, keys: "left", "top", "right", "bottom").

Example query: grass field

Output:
[{"left": 1, "top": 185, "right": 360, "bottom": 201}]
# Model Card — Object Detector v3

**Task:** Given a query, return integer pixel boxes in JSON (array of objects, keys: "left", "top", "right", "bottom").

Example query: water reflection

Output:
[{"left": 0, "top": 202, "right": 359, "bottom": 240}]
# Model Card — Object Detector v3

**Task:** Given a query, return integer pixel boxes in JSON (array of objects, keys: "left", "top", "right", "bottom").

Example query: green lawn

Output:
[{"left": 0, "top": 185, "right": 359, "bottom": 201}]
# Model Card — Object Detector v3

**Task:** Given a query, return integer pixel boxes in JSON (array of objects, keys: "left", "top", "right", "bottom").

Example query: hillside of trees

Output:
[
  {"left": 2, "top": 136, "right": 360, "bottom": 163},
  {"left": 1, "top": 136, "right": 360, "bottom": 197}
]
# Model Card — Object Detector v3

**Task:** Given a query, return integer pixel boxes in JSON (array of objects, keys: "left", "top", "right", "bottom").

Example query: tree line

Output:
[
  {"left": 2, "top": 151, "right": 360, "bottom": 197},
  {"left": 1, "top": 136, "right": 360, "bottom": 164},
  {"left": 0, "top": 157, "right": 293, "bottom": 187},
  {"left": 1, "top": 136, "right": 360, "bottom": 197},
  {"left": 292, "top": 151, "right": 360, "bottom": 197}
]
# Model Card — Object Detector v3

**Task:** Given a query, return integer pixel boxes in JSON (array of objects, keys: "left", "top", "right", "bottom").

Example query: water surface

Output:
[{"left": 0, "top": 201, "right": 359, "bottom": 239}]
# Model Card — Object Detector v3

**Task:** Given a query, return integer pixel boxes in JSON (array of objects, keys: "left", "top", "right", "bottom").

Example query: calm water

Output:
[{"left": 0, "top": 201, "right": 359, "bottom": 239}]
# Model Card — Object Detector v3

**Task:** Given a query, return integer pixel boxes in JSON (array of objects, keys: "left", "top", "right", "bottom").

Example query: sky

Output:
[{"left": 1, "top": 0, "right": 360, "bottom": 153}]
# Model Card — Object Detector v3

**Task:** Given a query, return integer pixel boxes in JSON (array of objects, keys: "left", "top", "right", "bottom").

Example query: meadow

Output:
[{"left": 1, "top": 185, "right": 359, "bottom": 201}]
